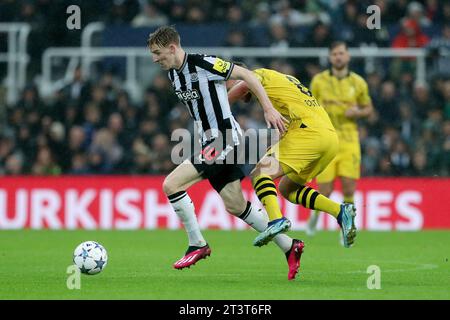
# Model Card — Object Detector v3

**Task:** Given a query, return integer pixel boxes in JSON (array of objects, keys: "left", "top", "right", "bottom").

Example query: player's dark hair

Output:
[
  {"left": 147, "top": 25, "right": 180, "bottom": 48},
  {"left": 329, "top": 41, "right": 348, "bottom": 51}
]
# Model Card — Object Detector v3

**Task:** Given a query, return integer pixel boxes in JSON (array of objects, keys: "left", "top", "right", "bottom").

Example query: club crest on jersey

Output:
[
  {"left": 190, "top": 73, "right": 199, "bottom": 82},
  {"left": 175, "top": 89, "right": 200, "bottom": 102}
]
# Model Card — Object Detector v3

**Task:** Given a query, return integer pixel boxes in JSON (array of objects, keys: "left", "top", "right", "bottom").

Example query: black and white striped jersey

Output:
[{"left": 168, "top": 53, "right": 242, "bottom": 146}]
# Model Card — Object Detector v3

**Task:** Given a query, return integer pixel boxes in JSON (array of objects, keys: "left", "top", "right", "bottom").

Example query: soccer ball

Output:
[{"left": 73, "top": 241, "right": 108, "bottom": 275}]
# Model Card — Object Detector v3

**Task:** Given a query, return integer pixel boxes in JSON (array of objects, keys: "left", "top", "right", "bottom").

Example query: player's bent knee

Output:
[{"left": 162, "top": 177, "right": 179, "bottom": 196}]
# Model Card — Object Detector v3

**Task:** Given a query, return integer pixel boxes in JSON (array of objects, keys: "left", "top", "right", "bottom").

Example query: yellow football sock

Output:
[
  {"left": 344, "top": 195, "right": 354, "bottom": 204},
  {"left": 287, "top": 186, "right": 341, "bottom": 218},
  {"left": 253, "top": 175, "right": 283, "bottom": 221}
]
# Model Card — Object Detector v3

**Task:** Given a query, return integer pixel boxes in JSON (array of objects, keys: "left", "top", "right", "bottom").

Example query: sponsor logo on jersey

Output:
[{"left": 175, "top": 89, "right": 200, "bottom": 102}]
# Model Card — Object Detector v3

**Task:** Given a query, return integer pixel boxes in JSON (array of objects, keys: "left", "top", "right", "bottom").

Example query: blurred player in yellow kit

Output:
[
  {"left": 228, "top": 62, "right": 357, "bottom": 249},
  {"left": 307, "top": 41, "right": 374, "bottom": 238}
]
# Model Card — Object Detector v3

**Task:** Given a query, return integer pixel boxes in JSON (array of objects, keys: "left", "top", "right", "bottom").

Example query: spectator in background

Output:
[
  {"left": 270, "top": 0, "right": 303, "bottom": 27},
  {"left": 108, "top": 112, "right": 133, "bottom": 151},
  {"left": 4, "top": 153, "right": 25, "bottom": 175},
  {"left": 392, "top": 18, "right": 430, "bottom": 49},
  {"left": 223, "top": 29, "right": 247, "bottom": 47},
  {"left": 397, "top": 71, "right": 415, "bottom": 99},
  {"left": 406, "top": 1, "right": 431, "bottom": 28},
  {"left": 149, "top": 133, "right": 173, "bottom": 174},
  {"left": 130, "top": 137, "right": 152, "bottom": 174},
  {"left": 0, "top": 134, "right": 16, "bottom": 172},
  {"left": 366, "top": 72, "right": 382, "bottom": 98},
  {"left": 226, "top": 5, "right": 245, "bottom": 27},
  {"left": 409, "top": 149, "right": 432, "bottom": 176},
  {"left": 377, "top": 154, "right": 394, "bottom": 176},
  {"left": 377, "top": 81, "right": 400, "bottom": 127},
  {"left": 249, "top": 2, "right": 271, "bottom": 28},
  {"left": 381, "top": 126, "right": 400, "bottom": 154},
  {"left": 31, "top": 146, "right": 61, "bottom": 175},
  {"left": 305, "top": 22, "right": 333, "bottom": 48},
  {"left": 439, "top": 2, "right": 450, "bottom": 25},
  {"left": 63, "top": 66, "right": 91, "bottom": 107},
  {"left": 341, "top": 1, "right": 358, "bottom": 27},
  {"left": 107, "top": 0, "right": 140, "bottom": 25},
  {"left": 360, "top": 125, "right": 382, "bottom": 176},
  {"left": 390, "top": 139, "right": 411, "bottom": 175},
  {"left": 17, "top": 85, "right": 42, "bottom": 112},
  {"left": 268, "top": 22, "right": 292, "bottom": 49},
  {"left": 427, "top": 24, "right": 450, "bottom": 77},
  {"left": 424, "top": 0, "right": 440, "bottom": 22},
  {"left": 412, "top": 82, "right": 434, "bottom": 119},
  {"left": 391, "top": 18, "right": 430, "bottom": 79},
  {"left": 169, "top": 2, "right": 185, "bottom": 22},
  {"left": 64, "top": 126, "right": 87, "bottom": 170},
  {"left": 131, "top": 2, "right": 168, "bottom": 27},
  {"left": 417, "top": 125, "right": 442, "bottom": 171},
  {"left": 270, "top": 0, "right": 329, "bottom": 28},
  {"left": 185, "top": 6, "right": 207, "bottom": 24},
  {"left": 88, "top": 128, "right": 123, "bottom": 174},
  {"left": 398, "top": 101, "right": 421, "bottom": 145},
  {"left": 148, "top": 73, "right": 178, "bottom": 115},
  {"left": 69, "top": 153, "right": 90, "bottom": 175},
  {"left": 82, "top": 102, "right": 103, "bottom": 144}
]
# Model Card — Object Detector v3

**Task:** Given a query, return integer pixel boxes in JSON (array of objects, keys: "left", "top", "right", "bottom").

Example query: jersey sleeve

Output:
[
  {"left": 253, "top": 69, "right": 266, "bottom": 86},
  {"left": 190, "top": 55, "right": 234, "bottom": 81},
  {"left": 357, "top": 78, "right": 372, "bottom": 106}
]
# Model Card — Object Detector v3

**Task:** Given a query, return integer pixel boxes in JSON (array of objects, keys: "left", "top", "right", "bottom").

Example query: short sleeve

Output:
[
  {"left": 253, "top": 69, "right": 265, "bottom": 86},
  {"left": 189, "top": 54, "right": 234, "bottom": 81},
  {"left": 357, "top": 79, "right": 372, "bottom": 106}
]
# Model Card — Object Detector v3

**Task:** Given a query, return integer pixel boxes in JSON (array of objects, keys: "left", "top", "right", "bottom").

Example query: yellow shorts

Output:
[
  {"left": 267, "top": 124, "right": 339, "bottom": 185},
  {"left": 315, "top": 142, "right": 361, "bottom": 183}
]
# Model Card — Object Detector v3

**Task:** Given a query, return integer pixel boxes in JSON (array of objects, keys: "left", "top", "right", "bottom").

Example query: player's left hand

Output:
[
  {"left": 264, "top": 108, "right": 289, "bottom": 134},
  {"left": 345, "top": 106, "right": 360, "bottom": 119}
]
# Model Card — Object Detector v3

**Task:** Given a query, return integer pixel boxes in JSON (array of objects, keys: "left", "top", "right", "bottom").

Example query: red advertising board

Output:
[{"left": 0, "top": 176, "right": 449, "bottom": 230}]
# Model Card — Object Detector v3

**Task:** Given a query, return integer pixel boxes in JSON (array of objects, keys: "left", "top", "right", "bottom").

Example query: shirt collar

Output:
[{"left": 176, "top": 52, "right": 188, "bottom": 73}]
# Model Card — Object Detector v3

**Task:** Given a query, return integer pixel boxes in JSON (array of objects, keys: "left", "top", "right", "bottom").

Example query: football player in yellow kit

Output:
[
  {"left": 307, "top": 41, "right": 373, "bottom": 238},
  {"left": 228, "top": 63, "right": 357, "bottom": 249}
]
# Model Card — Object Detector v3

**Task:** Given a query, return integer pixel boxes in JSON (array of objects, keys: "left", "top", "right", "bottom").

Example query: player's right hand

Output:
[{"left": 264, "top": 108, "right": 289, "bottom": 135}]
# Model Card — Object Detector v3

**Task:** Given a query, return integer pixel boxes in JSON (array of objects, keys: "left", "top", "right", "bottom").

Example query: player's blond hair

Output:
[{"left": 147, "top": 26, "right": 180, "bottom": 48}]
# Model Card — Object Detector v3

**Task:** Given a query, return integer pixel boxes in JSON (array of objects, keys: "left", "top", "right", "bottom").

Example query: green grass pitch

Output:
[{"left": 0, "top": 230, "right": 449, "bottom": 299}]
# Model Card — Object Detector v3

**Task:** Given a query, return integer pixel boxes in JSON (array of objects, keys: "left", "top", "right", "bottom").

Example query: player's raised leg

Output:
[
  {"left": 163, "top": 159, "right": 210, "bottom": 269},
  {"left": 279, "top": 175, "right": 356, "bottom": 248},
  {"left": 220, "top": 179, "right": 304, "bottom": 280},
  {"left": 250, "top": 155, "right": 292, "bottom": 247}
]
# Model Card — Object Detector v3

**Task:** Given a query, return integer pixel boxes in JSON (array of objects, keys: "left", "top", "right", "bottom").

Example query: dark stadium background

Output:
[{"left": 1, "top": 0, "right": 448, "bottom": 178}]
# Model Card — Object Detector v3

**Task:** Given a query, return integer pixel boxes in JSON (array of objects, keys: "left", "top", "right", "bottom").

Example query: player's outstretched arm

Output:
[
  {"left": 229, "top": 65, "right": 288, "bottom": 134},
  {"left": 345, "top": 102, "right": 374, "bottom": 119},
  {"left": 227, "top": 80, "right": 251, "bottom": 104}
]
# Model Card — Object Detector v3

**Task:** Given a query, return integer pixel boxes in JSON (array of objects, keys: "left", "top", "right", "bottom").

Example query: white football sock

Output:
[
  {"left": 168, "top": 191, "right": 206, "bottom": 247},
  {"left": 239, "top": 202, "right": 293, "bottom": 253}
]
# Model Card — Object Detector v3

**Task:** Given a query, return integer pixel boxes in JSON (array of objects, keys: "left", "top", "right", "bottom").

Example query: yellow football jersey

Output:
[
  {"left": 253, "top": 68, "right": 334, "bottom": 130},
  {"left": 310, "top": 69, "right": 371, "bottom": 144}
]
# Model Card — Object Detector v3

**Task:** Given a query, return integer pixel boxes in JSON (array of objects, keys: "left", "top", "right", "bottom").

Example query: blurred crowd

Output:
[{"left": 0, "top": 0, "right": 449, "bottom": 177}]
